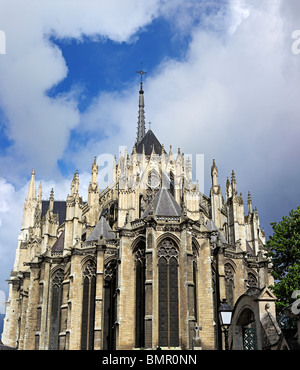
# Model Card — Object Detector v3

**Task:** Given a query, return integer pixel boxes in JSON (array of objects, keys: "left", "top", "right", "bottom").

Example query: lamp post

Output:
[{"left": 219, "top": 299, "right": 232, "bottom": 350}]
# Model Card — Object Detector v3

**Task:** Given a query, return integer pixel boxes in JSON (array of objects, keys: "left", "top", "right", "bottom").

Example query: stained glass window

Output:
[
  {"left": 225, "top": 263, "right": 234, "bottom": 307},
  {"left": 80, "top": 261, "right": 96, "bottom": 350},
  {"left": 49, "top": 269, "right": 64, "bottom": 350},
  {"left": 103, "top": 259, "right": 117, "bottom": 350},
  {"left": 158, "top": 239, "right": 179, "bottom": 347}
]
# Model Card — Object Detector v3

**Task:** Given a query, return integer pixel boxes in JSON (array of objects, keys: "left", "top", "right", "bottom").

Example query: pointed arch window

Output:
[
  {"left": 103, "top": 259, "right": 118, "bottom": 350},
  {"left": 158, "top": 238, "right": 179, "bottom": 347},
  {"left": 81, "top": 261, "right": 96, "bottom": 350},
  {"left": 170, "top": 172, "right": 175, "bottom": 197},
  {"left": 192, "top": 244, "right": 198, "bottom": 320},
  {"left": 247, "top": 272, "right": 257, "bottom": 287},
  {"left": 49, "top": 269, "right": 64, "bottom": 350},
  {"left": 134, "top": 241, "right": 146, "bottom": 348},
  {"left": 147, "top": 170, "right": 160, "bottom": 189},
  {"left": 225, "top": 263, "right": 235, "bottom": 307}
]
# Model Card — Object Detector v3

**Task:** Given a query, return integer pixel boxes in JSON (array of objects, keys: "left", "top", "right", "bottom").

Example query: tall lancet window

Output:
[
  {"left": 103, "top": 259, "right": 118, "bottom": 350},
  {"left": 49, "top": 269, "right": 64, "bottom": 350},
  {"left": 158, "top": 238, "right": 179, "bottom": 347},
  {"left": 81, "top": 261, "right": 96, "bottom": 350},
  {"left": 192, "top": 244, "right": 198, "bottom": 321},
  {"left": 170, "top": 172, "right": 175, "bottom": 197},
  {"left": 134, "top": 241, "right": 146, "bottom": 348},
  {"left": 225, "top": 263, "right": 235, "bottom": 307}
]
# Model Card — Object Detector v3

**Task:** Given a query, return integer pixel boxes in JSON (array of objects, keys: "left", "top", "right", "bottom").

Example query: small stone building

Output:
[{"left": 230, "top": 287, "right": 285, "bottom": 350}]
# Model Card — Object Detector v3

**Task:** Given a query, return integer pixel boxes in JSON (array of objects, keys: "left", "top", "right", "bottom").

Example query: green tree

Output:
[{"left": 266, "top": 206, "right": 300, "bottom": 313}]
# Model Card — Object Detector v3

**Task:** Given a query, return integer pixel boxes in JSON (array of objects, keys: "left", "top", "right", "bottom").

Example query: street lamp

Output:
[{"left": 219, "top": 299, "right": 232, "bottom": 350}]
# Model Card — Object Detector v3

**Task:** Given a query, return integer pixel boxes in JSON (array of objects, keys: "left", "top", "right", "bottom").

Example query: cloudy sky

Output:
[{"left": 0, "top": 0, "right": 300, "bottom": 306}]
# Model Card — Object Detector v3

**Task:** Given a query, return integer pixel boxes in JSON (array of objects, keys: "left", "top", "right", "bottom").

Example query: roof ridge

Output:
[{"left": 143, "top": 187, "right": 181, "bottom": 217}]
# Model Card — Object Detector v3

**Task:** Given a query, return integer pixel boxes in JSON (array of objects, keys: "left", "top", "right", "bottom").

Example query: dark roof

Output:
[
  {"left": 135, "top": 129, "right": 165, "bottom": 156},
  {"left": 246, "top": 240, "right": 255, "bottom": 255},
  {"left": 0, "top": 339, "right": 16, "bottom": 350},
  {"left": 51, "top": 230, "right": 65, "bottom": 252},
  {"left": 41, "top": 200, "right": 66, "bottom": 225},
  {"left": 87, "top": 216, "right": 115, "bottom": 241},
  {"left": 206, "top": 220, "right": 227, "bottom": 243},
  {"left": 143, "top": 188, "right": 181, "bottom": 217}
]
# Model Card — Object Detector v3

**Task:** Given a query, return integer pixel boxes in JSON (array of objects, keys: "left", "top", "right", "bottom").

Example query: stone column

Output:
[
  {"left": 117, "top": 231, "right": 135, "bottom": 349},
  {"left": 197, "top": 238, "right": 215, "bottom": 349},
  {"left": 18, "top": 273, "right": 30, "bottom": 349},
  {"left": 23, "top": 265, "right": 40, "bottom": 350},
  {"left": 179, "top": 223, "right": 191, "bottom": 349},
  {"left": 39, "top": 262, "right": 50, "bottom": 350},
  {"left": 2, "top": 277, "right": 22, "bottom": 348},
  {"left": 94, "top": 243, "right": 105, "bottom": 349},
  {"left": 145, "top": 227, "right": 154, "bottom": 348},
  {"left": 68, "top": 254, "right": 83, "bottom": 350}
]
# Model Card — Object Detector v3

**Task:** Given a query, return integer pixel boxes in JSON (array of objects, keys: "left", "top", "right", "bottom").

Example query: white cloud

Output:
[
  {"left": 0, "top": 0, "right": 161, "bottom": 180},
  {"left": 0, "top": 290, "right": 5, "bottom": 314}
]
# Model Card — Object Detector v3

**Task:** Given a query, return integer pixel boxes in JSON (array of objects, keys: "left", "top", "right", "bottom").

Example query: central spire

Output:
[{"left": 136, "top": 61, "right": 147, "bottom": 145}]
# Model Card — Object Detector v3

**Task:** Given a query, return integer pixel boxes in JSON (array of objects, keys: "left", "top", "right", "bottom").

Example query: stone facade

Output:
[{"left": 2, "top": 77, "right": 274, "bottom": 350}]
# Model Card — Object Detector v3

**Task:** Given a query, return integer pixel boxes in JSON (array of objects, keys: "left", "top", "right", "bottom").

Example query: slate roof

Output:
[
  {"left": 143, "top": 188, "right": 181, "bottom": 217},
  {"left": 135, "top": 129, "right": 165, "bottom": 156},
  {"left": 41, "top": 200, "right": 66, "bottom": 225},
  {"left": 87, "top": 216, "right": 115, "bottom": 241},
  {"left": 0, "top": 339, "right": 16, "bottom": 350},
  {"left": 206, "top": 219, "right": 227, "bottom": 243},
  {"left": 51, "top": 230, "right": 65, "bottom": 252}
]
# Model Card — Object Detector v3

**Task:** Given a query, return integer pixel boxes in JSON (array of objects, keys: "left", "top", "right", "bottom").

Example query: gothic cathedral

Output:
[{"left": 2, "top": 71, "right": 273, "bottom": 350}]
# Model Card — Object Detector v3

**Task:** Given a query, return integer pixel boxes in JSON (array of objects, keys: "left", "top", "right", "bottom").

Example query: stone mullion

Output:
[
  {"left": 145, "top": 228, "right": 154, "bottom": 349},
  {"left": 23, "top": 266, "right": 40, "bottom": 350},
  {"left": 17, "top": 276, "right": 30, "bottom": 349},
  {"left": 94, "top": 245, "right": 105, "bottom": 350}
]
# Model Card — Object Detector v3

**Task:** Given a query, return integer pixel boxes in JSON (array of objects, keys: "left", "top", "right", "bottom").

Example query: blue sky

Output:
[
  {"left": 0, "top": 0, "right": 300, "bottom": 309},
  {"left": 48, "top": 17, "right": 191, "bottom": 102}
]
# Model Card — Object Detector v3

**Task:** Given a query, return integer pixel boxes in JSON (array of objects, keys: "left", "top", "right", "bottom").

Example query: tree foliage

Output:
[{"left": 266, "top": 206, "right": 300, "bottom": 313}]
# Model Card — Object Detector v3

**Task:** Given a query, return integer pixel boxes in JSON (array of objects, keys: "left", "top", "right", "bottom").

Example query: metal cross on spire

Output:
[{"left": 136, "top": 60, "right": 147, "bottom": 82}]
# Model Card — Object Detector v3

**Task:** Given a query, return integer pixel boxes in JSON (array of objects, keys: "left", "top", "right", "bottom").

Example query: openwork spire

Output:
[{"left": 136, "top": 62, "right": 147, "bottom": 145}]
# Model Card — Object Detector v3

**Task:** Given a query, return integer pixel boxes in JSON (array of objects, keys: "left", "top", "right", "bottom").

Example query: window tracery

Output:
[
  {"left": 49, "top": 269, "right": 64, "bottom": 350},
  {"left": 225, "top": 263, "right": 235, "bottom": 307},
  {"left": 81, "top": 261, "right": 96, "bottom": 350},
  {"left": 158, "top": 238, "right": 179, "bottom": 347}
]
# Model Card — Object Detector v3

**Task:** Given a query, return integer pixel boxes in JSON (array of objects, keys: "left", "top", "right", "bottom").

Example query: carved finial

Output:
[
  {"left": 247, "top": 191, "right": 253, "bottom": 214},
  {"left": 26, "top": 168, "right": 37, "bottom": 202},
  {"left": 151, "top": 143, "right": 156, "bottom": 155}
]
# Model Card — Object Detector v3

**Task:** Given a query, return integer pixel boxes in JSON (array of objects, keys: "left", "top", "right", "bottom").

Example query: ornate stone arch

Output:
[
  {"left": 80, "top": 255, "right": 96, "bottom": 272},
  {"left": 246, "top": 270, "right": 258, "bottom": 288},
  {"left": 156, "top": 232, "right": 181, "bottom": 250},
  {"left": 131, "top": 235, "right": 146, "bottom": 253},
  {"left": 50, "top": 264, "right": 65, "bottom": 279},
  {"left": 192, "top": 237, "right": 201, "bottom": 254},
  {"left": 224, "top": 258, "right": 237, "bottom": 273}
]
